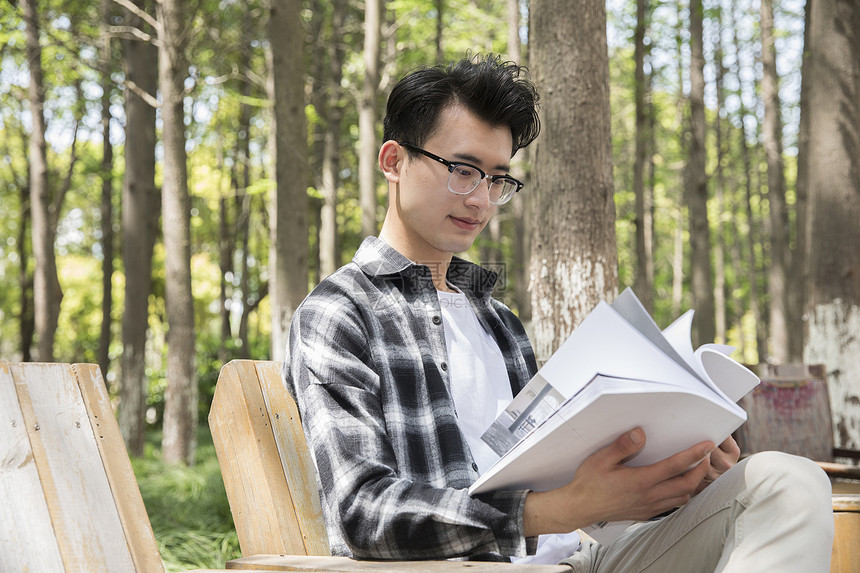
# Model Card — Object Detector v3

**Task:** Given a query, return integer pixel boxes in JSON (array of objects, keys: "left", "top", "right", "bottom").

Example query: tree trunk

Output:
[
  {"left": 158, "top": 0, "right": 197, "bottom": 465},
  {"left": 219, "top": 191, "right": 233, "bottom": 358},
  {"left": 687, "top": 0, "right": 715, "bottom": 346},
  {"left": 633, "top": 0, "right": 654, "bottom": 313},
  {"left": 319, "top": 0, "right": 346, "bottom": 279},
  {"left": 23, "top": 0, "right": 61, "bottom": 362},
  {"left": 761, "top": 0, "right": 789, "bottom": 362},
  {"left": 508, "top": 0, "right": 531, "bottom": 322},
  {"left": 267, "top": 0, "right": 309, "bottom": 361},
  {"left": 235, "top": 15, "right": 254, "bottom": 358},
  {"left": 435, "top": 0, "right": 444, "bottom": 62},
  {"left": 99, "top": 0, "right": 115, "bottom": 379},
  {"left": 530, "top": 0, "right": 618, "bottom": 361},
  {"left": 790, "top": 0, "right": 812, "bottom": 362},
  {"left": 730, "top": 0, "right": 766, "bottom": 361},
  {"left": 713, "top": 4, "right": 727, "bottom": 344},
  {"left": 359, "top": 0, "right": 381, "bottom": 238},
  {"left": 804, "top": 0, "right": 860, "bottom": 451},
  {"left": 19, "top": 182, "right": 34, "bottom": 362},
  {"left": 119, "top": 0, "right": 158, "bottom": 457},
  {"left": 671, "top": 0, "right": 685, "bottom": 318}
]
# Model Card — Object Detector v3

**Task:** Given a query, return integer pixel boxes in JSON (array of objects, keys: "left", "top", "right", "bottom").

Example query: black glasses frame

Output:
[{"left": 399, "top": 143, "right": 524, "bottom": 204}]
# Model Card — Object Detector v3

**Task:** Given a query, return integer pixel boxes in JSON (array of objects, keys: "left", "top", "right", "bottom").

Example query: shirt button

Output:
[
  {"left": 432, "top": 315, "right": 442, "bottom": 325},
  {"left": 440, "top": 362, "right": 448, "bottom": 371},
  {"left": 472, "top": 462, "right": 479, "bottom": 472}
]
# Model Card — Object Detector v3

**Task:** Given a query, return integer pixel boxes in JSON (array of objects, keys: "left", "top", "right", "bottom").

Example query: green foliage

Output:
[{"left": 132, "top": 428, "right": 241, "bottom": 572}]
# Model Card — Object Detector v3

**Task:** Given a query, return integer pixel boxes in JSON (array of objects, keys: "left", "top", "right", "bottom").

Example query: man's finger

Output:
[{"left": 589, "top": 428, "right": 647, "bottom": 468}]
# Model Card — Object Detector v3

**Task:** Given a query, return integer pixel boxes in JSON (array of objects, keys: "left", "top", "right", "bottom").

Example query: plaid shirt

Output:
[{"left": 283, "top": 236, "right": 539, "bottom": 560}]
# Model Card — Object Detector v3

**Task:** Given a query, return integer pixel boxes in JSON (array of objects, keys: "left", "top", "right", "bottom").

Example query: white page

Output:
[
  {"left": 610, "top": 288, "right": 702, "bottom": 380},
  {"left": 695, "top": 348, "right": 760, "bottom": 402},
  {"left": 470, "top": 375, "right": 746, "bottom": 495},
  {"left": 537, "top": 302, "right": 724, "bottom": 403},
  {"left": 662, "top": 312, "right": 759, "bottom": 402}
]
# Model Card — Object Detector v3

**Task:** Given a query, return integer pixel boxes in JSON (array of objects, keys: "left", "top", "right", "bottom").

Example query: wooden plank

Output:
[
  {"left": 226, "top": 555, "right": 573, "bottom": 572},
  {"left": 0, "top": 361, "right": 66, "bottom": 572},
  {"left": 210, "top": 360, "right": 309, "bottom": 557},
  {"left": 11, "top": 362, "right": 136, "bottom": 572},
  {"left": 73, "top": 363, "right": 165, "bottom": 573},
  {"left": 831, "top": 511, "right": 860, "bottom": 573},
  {"left": 256, "top": 360, "right": 330, "bottom": 556}
]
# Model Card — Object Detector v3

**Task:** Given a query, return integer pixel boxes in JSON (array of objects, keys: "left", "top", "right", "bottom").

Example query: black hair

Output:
[{"left": 382, "top": 53, "right": 541, "bottom": 157}]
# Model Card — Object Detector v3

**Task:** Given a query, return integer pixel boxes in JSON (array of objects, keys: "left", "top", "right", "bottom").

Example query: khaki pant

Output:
[{"left": 560, "top": 451, "right": 834, "bottom": 573}]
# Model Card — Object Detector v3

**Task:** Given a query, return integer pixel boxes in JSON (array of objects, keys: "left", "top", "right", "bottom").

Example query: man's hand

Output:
[
  {"left": 523, "top": 428, "right": 714, "bottom": 536},
  {"left": 694, "top": 436, "right": 740, "bottom": 494}
]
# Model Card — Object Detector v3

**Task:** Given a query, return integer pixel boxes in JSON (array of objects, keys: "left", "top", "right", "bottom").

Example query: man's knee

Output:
[{"left": 742, "top": 451, "right": 833, "bottom": 519}]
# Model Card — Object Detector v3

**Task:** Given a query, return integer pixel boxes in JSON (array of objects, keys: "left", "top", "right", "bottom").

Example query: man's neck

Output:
[{"left": 377, "top": 227, "right": 455, "bottom": 292}]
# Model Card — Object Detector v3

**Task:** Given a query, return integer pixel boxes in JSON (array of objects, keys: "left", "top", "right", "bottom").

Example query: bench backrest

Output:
[
  {"left": 734, "top": 363, "right": 835, "bottom": 462},
  {"left": 209, "top": 360, "right": 329, "bottom": 557},
  {"left": 0, "top": 361, "right": 164, "bottom": 573}
]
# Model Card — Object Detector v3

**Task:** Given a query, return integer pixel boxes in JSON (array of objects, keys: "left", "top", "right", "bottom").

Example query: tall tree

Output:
[
  {"left": 158, "top": 0, "right": 197, "bottom": 464},
  {"left": 508, "top": 0, "right": 531, "bottom": 322},
  {"left": 319, "top": 0, "right": 347, "bottom": 279},
  {"left": 119, "top": 0, "right": 159, "bottom": 456},
  {"left": 23, "top": 0, "right": 61, "bottom": 362},
  {"left": 267, "top": 0, "right": 309, "bottom": 360},
  {"left": 790, "top": 0, "right": 812, "bottom": 362},
  {"left": 804, "top": 0, "right": 860, "bottom": 450},
  {"left": 359, "top": 0, "right": 382, "bottom": 238},
  {"left": 98, "top": 0, "right": 115, "bottom": 379},
  {"left": 633, "top": 0, "right": 654, "bottom": 312},
  {"left": 713, "top": 4, "right": 727, "bottom": 343},
  {"left": 761, "top": 0, "right": 789, "bottom": 362},
  {"left": 530, "top": 0, "right": 618, "bottom": 360},
  {"left": 687, "top": 0, "right": 715, "bottom": 346},
  {"left": 730, "top": 0, "right": 766, "bottom": 360}
]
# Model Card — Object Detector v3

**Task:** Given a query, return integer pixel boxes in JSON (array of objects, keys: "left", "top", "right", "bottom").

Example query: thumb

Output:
[{"left": 597, "top": 428, "right": 646, "bottom": 467}]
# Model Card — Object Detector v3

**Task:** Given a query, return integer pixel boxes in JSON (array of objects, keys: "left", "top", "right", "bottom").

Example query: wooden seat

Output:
[{"left": 209, "top": 360, "right": 571, "bottom": 572}]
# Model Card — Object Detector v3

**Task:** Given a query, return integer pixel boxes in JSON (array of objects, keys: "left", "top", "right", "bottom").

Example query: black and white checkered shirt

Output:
[{"left": 283, "top": 236, "right": 539, "bottom": 560}]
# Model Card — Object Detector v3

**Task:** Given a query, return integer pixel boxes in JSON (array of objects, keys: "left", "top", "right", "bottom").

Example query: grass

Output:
[{"left": 132, "top": 427, "right": 242, "bottom": 572}]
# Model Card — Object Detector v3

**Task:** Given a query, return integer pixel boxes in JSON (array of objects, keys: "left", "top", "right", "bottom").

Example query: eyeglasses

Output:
[{"left": 400, "top": 143, "right": 524, "bottom": 205}]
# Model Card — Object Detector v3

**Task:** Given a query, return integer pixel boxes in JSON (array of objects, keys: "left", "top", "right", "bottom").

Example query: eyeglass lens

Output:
[{"left": 448, "top": 165, "right": 517, "bottom": 204}]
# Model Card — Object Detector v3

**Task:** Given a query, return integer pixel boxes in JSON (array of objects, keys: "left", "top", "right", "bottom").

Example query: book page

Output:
[
  {"left": 662, "top": 312, "right": 759, "bottom": 402},
  {"left": 609, "top": 289, "right": 701, "bottom": 380},
  {"left": 695, "top": 348, "right": 760, "bottom": 402},
  {"left": 537, "top": 302, "right": 725, "bottom": 403},
  {"left": 481, "top": 373, "right": 566, "bottom": 456}
]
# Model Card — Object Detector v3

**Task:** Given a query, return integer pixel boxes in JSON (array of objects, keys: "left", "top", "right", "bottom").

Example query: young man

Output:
[{"left": 284, "top": 54, "right": 834, "bottom": 570}]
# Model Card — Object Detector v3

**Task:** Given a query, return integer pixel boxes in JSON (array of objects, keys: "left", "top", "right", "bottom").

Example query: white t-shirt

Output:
[{"left": 437, "top": 288, "right": 581, "bottom": 564}]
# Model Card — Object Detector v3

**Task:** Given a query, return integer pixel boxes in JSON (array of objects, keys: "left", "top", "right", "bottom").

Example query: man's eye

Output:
[{"left": 453, "top": 165, "right": 477, "bottom": 177}]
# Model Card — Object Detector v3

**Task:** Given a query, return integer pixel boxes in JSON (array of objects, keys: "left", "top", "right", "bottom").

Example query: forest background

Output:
[{"left": 2, "top": 0, "right": 859, "bottom": 570}]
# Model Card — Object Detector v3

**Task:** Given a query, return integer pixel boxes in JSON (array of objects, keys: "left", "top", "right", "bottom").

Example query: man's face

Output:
[{"left": 387, "top": 104, "right": 514, "bottom": 263}]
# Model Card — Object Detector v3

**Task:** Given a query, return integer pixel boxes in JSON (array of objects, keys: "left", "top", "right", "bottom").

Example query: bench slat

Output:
[
  {"left": 256, "top": 361, "right": 329, "bottom": 556},
  {"left": 0, "top": 362, "right": 66, "bottom": 571},
  {"left": 226, "top": 554, "right": 573, "bottom": 572},
  {"left": 11, "top": 362, "right": 136, "bottom": 572},
  {"left": 211, "top": 360, "right": 318, "bottom": 557},
  {"left": 73, "top": 363, "right": 165, "bottom": 573}
]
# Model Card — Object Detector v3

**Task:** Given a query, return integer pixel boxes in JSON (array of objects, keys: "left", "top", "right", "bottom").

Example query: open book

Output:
[{"left": 469, "top": 289, "right": 760, "bottom": 504}]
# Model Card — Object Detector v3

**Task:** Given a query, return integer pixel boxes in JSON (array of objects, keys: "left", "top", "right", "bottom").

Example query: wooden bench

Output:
[
  {"left": 209, "top": 360, "right": 571, "bottom": 571},
  {"left": 0, "top": 361, "right": 265, "bottom": 573},
  {"left": 211, "top": 360, "right": 860, "bottom": 572}
]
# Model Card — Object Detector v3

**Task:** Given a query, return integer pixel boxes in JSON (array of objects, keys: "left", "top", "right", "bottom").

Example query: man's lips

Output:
[{"left": 449, "top": 215, "right": 482, "bottom": 230}]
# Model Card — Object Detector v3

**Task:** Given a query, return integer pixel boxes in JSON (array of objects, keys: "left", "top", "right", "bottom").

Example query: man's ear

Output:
[{"left": 378, "top": 140, "right": 404, "bottom": 183}]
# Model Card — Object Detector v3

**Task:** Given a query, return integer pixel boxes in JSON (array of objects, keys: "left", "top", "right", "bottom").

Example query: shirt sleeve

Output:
[{"left": 284, "top": 288, "right": 533, "bottom": 560}]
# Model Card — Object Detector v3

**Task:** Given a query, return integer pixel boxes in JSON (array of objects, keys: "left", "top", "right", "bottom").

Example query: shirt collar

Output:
[{"left": 352, "top": 236, "right": 498, "bottom": 296}]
